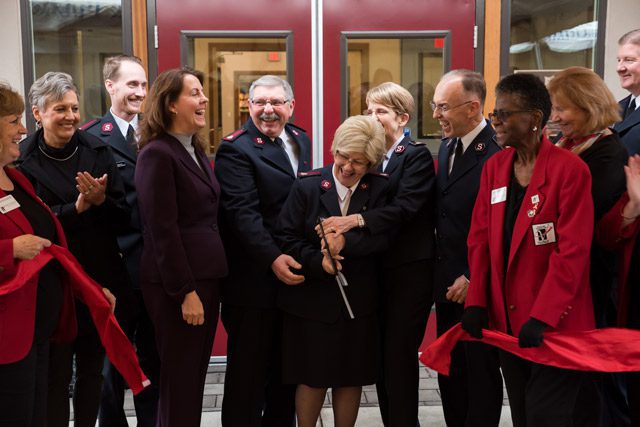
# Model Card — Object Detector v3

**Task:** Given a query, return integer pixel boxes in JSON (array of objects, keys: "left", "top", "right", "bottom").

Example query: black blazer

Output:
[
  {"left": 434, "top": 123, "right": 500, "bottom": 303},
  {"left": 360, "top": 136, "right": 436, "bottom": 268},
  {"left": 214, "top": 119, "right": 312, "bottom": 308},
  {"left": 18, "top": 128, "right": 133, "bottom": 304},
  {"left": 613, "top": 95, "right": 640, "bottom": 155},
  {"left": 276, "top": 165, "right": 389, "bottom": 322},
  {"left": 83, "top": 112, "right": 143, "bottom": 288}
]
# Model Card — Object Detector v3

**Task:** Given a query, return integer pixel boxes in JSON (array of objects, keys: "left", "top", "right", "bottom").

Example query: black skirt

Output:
[{"left": 282, "top": 312, "right": 379, "bottom": 388}]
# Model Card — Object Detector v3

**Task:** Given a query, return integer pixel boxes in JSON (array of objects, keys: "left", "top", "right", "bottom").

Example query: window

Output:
[
  {"left": 508, "top": 0, "right": 602, "bottom": 73},
  {"left": 343, "top": 33, "right": 449, "bottom": 152},
  {"left": 24, "top": 0, "right": 127, "bottom": 124},
  {"left": 183, "top": 33, "right": 291, "bottom": 152}
]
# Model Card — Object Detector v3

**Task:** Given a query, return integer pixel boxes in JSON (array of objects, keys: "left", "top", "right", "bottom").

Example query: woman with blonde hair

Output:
[{"left": 277, "top": 115, "right": 389, "bottom": 427}]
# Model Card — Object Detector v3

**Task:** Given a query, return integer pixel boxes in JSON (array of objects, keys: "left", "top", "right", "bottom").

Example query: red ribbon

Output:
[
  {"left": 2, "top": 245, "right": 150, "bottom": 394},
  {"left": 421, "top": 324, "right": 640, "bottom": 375}
]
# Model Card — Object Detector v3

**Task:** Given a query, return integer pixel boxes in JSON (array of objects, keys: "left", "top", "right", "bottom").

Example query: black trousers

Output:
[
  {"left": 500, "top": 350, "right": 583, "bottom": 427},
  {"left": 221, "top": 304, "right": 296, "bottom": 427},
  {"left": 376, "top": 260, "right": 433, "bottom": 427},
  {"left": 435, "top": 302, "right": 503, "bottom": 427},
  {"left": 143, "top": 280, "right": 219, "bottom": 427},
  {"left": 99, "top": 290, "right": 160, "bottom": 427},
  {"left": 47, "top": 309, "right": 105, "bottom": 427},
  {"left": 0, "top": 339, "right": 50, "bottom": 427}
]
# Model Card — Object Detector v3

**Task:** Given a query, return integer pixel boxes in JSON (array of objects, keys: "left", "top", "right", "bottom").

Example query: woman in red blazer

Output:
[
  {"left": 135, "top": 67, "right": 227, "bottom": 427},
  {"left": 0, "top": 83, "right": 114, "bottom": 426},
  {"left": 461, "top": 73, "right": 595, "bottom": 426},
  {"left": 597, "top": 154, "right": 640, "bottom": 425}
]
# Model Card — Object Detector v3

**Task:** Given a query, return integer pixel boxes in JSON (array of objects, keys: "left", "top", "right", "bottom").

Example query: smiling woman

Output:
[{"left": 135, "top": 66, "right": 228, "bottom": 427}]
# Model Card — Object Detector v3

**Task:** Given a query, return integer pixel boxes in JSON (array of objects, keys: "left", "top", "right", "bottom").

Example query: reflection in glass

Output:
[
  {"left": 186, "top": 37, "right": 287, "bottom": 153},
  {"left": 508, "top": 0, "right": 598, "bottom": 72},
  {"left": 29, "top": 0, "right": 123, "bottom": 121},
  {"left": 346, "top": 37, "right": 445, "bottom": 146}
]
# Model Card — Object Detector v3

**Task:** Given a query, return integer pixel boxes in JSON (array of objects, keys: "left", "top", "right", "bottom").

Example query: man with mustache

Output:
[
  {"left": 82, "top": 55, "right": 160, "bottom": 427},
  {"left": 215, "top": 75, "right": 312, "bottom": 427}
]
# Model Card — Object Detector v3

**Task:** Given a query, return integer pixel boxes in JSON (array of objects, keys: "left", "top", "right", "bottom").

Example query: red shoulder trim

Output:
[
  {"left": 79, "top": 119, "right": 98, "bottom": 131},
  {"left": 223, "top": 129, "right": 247, "bottom": 141}
]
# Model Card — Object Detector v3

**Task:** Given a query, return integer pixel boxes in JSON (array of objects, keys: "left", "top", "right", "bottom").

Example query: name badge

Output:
[
  {"left": 116, "top": 161, "right": 126, "bottom": 169},
  {"left": 0, "top": 195, "right": 20, "bottom": 214},
  {"left": 491, "top": 186, "right": 507, "bottom": 204},
  {"left": 532, "top": 222, "right": 556, "bottom": 246}
]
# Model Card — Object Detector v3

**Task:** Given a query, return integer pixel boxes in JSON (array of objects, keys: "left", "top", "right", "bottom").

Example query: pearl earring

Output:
[{"left": 532, "top": 126, "right": 538, "bottom": 132}]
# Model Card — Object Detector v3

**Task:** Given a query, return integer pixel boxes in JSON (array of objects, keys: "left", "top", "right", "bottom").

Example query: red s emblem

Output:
[
  {"left": 321, "top": 180, "right": 332, "bottom": 190},
  {"left": 102, "top": 123, "right": 113, "bottom": 133},
  {"left": 395, "top": 145, "right": 405, "bottom": 154},
  {"left": 360, "top": 182, "right": 369, "bottom": 190},
  {"left": 254, "top": 137, "right": 264, "bottom": 145}
]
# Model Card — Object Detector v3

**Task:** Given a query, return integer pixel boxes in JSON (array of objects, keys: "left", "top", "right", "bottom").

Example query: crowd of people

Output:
[{"left": 0, "top": 25, "right": 640, "bottom": 427}]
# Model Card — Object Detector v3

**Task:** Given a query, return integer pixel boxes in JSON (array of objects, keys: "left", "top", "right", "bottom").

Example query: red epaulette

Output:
[
  {"left": 298, "top": 170, "right": 321, "bottom": 178},
  {"left": 223, "top": 129, "right": 247, "bottom": 142},
  {"left": 79, "top": 119, "right": 98, "bottom": 131},
  {"left": 369, "top": 171, "right": 389, "bottom": 179}
]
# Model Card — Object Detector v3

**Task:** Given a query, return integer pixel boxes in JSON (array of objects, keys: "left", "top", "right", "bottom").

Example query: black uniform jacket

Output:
[
  {"left": 613, "top": 95, "right": 640, "bottom": 155},
  {"left": 82, "top": 112, "right": 143, "bottom": 288},
  {"left": 276, "top": 165, "right": 390, "bottom": 323},
  {"left": 18, "top": 128, "right": 133, "bottom": 307},
  {"left": 214, "top": 119, "right": 312, "bottom": 308},
  {"left": 434, "top": 123, "right": 500, "bottom": 303},
  {"left": 361, "top": 136, "right": 436, "bottom": 268}
]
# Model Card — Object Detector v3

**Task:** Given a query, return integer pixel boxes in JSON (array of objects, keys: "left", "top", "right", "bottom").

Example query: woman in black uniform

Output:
[{"left": 277, "top": 115, "right": 389, "bottom": 427}]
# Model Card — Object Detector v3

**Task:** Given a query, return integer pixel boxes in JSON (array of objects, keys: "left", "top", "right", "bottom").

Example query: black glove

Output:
[
  {"left": 461, "top": 306, "right": 488, "bottom": 339},
  {"left": 518, "top": 318, "right": 548, "bottom": 348}
]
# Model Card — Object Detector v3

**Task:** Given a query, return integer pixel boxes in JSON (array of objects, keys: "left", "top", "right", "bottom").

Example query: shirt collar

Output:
[
  {"left": 332, "top": 164, "right": 360, "bottom": 201},
  {"left": 110, "top": 108, "right": 139, "bottom": 138},
  {"left": 385, "top": 134, "right": 405, "bottom": 160},
  {"left": 459, "top": 120, "right": 486, "bottom": 151}
]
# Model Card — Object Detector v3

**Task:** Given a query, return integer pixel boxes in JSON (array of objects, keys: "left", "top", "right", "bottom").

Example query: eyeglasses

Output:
[
  {"left": 488, "top": 109, "right": 533, "bottom": 122},
  {"left": 335, "top": 151, "right": 370, "bottom": 168},
  {"left": 363, "top": 107, "right": 401, "bottom": 116},
  {"left": 430, "top": 100, "right": 474, "bottom": 113},
  {"left": 250, "top": 98, "right": 290, "bottom": 107}
]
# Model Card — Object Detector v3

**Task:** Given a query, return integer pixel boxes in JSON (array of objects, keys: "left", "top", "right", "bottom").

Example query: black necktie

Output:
[
  {"left": 450, "top": 138, "right": 463, "bottom": 175},
  {"left": 626, "top": 98, "right": 637, "bottom": 120},
  {"left": 126, "top": 124, "right": 136, "bottom": 146}
]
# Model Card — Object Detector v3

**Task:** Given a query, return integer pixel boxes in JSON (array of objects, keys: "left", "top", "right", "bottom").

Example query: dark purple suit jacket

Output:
[{"left": 135, "top": 134, "right": 227, "bottom": 303}]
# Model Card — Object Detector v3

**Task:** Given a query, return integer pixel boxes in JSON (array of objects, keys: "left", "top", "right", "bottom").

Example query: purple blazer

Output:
[{"left": 135, "top": 133, "right": 227, "bottom": 302}]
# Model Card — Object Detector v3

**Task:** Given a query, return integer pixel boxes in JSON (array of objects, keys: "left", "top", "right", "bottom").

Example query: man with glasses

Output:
[
  {"left": 614, "top": 28, "right": 640, "bottom": 155},
  {"left": 214, "top": 75, "right": 311, "bottom": 427},
  {"left": 432, "top": 69, "right": 503, "bottom": 427}
]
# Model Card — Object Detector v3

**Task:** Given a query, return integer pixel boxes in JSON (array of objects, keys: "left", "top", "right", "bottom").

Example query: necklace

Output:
[{"left": 38, "top": 144, "right": 79, "bottom": 161}]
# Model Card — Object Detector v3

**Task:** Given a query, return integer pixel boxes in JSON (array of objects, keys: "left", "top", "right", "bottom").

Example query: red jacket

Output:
[
  {"left": 466, "top": 137, "right": 595, "bottom": 335},
  {"left": 596, "top": 192, "right": 640, "bottom": 325},
  {"left": 0, "top": 167, "right": 76, "bottom": 363}
]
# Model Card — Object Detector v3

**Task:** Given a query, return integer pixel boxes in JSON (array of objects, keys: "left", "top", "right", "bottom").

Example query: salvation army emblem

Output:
[
  {"left": 475, "top": 143, "right": 485, "bottom": 152},
  {"left": 360, "top": 182, "right": 369, "bottom": 190},
  {"left": 321, "top": 180, "right": 332, "bottom": 190},
  {"left": 254, "top": 137, "right": 264, "bottom": 145},
  {"left": 102, "top": 123, "right": 113, "bottom": 133},
  {"left": 395, "top": 145, "right": 405, "bottom": 154}
]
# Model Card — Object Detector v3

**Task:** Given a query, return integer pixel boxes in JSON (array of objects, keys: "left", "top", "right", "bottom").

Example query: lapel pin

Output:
[
  {"left": 291, "top": 129, "right": 299, "bottom": 136},
  {"left": 360, "top": 182, "right": 369, "bottom": 190},
  {"left": 475, "top": 143, "right": 485, "bottom": 152},
  {"left": 527, "top": 209, "right": 535, "bottom": 217},
  {"left": 254, "top": 137, "right": 264, "bottom": 145},
  {"left": 102, "top": 123, "right": 113, "bottom": 133},
  {"left": 321, "top": 180, "right": 332, "bottom": 190},
  {"left": 531, "top": 194, "right": 539, "bottom": 204},
  {"left": 395, "top": 145, "right": 405, "bottom": 154}
]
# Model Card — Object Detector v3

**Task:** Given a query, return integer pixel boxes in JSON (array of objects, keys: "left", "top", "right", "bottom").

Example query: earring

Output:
[{"left": 532, "top": 126, "right": 538, "bottom": 132}]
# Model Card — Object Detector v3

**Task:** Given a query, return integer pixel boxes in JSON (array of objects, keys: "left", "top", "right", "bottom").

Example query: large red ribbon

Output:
[
  {"left": 2, "top": 245, "right": 150, "bottom": 394},
  {"left": 421, "top": 324, "right": 640, "bottom": 375}
]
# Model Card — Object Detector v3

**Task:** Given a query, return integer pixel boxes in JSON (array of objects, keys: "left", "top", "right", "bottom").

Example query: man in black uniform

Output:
[
  {"left": 614, "top": 28, "right": 640, "bottom": 155},
  {"left": 214, "top": 75, "right": 312, "bottom": 427},
  {"left": 82, "top": 55, "right": 159, "bottom": 427},
  {"left": 432, "top": 69, "right": 503, "bottom": 427}
]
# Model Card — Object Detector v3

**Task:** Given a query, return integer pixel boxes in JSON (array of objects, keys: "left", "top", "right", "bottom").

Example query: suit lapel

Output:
[
  {"left": 346, "top": 176, "right": 371, "bottom": 215},
  {"left": 102, "top": 112, "right": 137, "bottom": 162},
  {"left": 260, "top": 139, "right": 295, "bottom": 177},
  {"left": 507, "top": 139, "right": 551, "bottom": 270},
  {"left": 614, "top": 95, "right": 640, "bottom": 133},
  {"left": 168, "top": 135, "right": 216, "bottom": 192},
  {"left": 319, "top": 166, "right": 342, "bottom": 217},
  {"left": 286, "top": 125, "right": 310, "bottom": 173},
  {"left": 0, "top": 186, "right": 32, "bottom": 234},
  {"left": 489, "top": 148, "right": 515, "bottom": 279},
  {"left": 447, "top": 124, "right": 495, "bottom": 188},
  {"left": 437, "top": 139, "right": 454, "bottom": 189},
  {"left": 384, "top": 136, "right": 410, "bottom": 176}
]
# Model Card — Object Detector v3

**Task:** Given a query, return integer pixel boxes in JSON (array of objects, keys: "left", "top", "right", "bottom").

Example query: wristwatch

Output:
[{"left": 357, "top": 214, "right": 366, "bottom": 228}]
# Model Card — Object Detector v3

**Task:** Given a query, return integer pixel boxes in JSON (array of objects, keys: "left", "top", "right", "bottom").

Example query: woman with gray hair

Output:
[
  {"left": 18, "top": 71, "right": 132, "bottom": 427},
  {"left": 276, "top": 115, "right": 391, "bottom": 426}
]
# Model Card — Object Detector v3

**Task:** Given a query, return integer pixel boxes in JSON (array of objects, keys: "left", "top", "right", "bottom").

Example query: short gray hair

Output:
[
  {"left": 29, "top": 71, "right": 78, "bottom": 111},
  {"left": 619, "top": 29, "right": 640, "bottom": 46},
  {"left": 249, "top": 75, "right": 294, "bottom": 101},
  {"left": 331, "top": 115, "right": 386, "bottom": 168}
]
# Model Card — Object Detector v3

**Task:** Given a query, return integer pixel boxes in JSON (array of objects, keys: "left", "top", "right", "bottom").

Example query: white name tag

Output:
[
  {"left": 491, "top": 186, "right": 507, "bottom": 204},
  {"left": 532, "top": 222, "right": 556, "bottom": 246},
  {"left": 0, "top": 195, "right": 20, "bottom": 214}
]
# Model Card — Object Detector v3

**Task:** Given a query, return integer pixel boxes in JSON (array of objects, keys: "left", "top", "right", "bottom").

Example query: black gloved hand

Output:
[
  {"left": 518, "top": 318, "right": 548, "bottom": 348},
  {"left": 461, "top": 306, "right": 489, "bottom": 339}
]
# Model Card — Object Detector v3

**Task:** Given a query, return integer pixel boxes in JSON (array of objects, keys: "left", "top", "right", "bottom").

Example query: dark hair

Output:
[
  {"left": 0, "top": 82, "right": 25, "bottom": 117},
  {"left": 138, "top": 66, "right": 205, "bottom": 150},
  {"left": 495, "top": 73, "right": 551, "bottom": 128},
  {"left": 103, "top": 55, "right": 144, "bottom": 81},
  {"left": 442, "top": 69, "right": 487, "bottom": 105}
]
